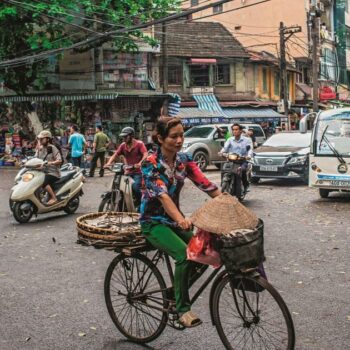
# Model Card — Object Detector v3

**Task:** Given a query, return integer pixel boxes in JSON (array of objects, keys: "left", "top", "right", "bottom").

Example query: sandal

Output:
[{"left": 178, "top": 311, "right": 202, "bottom": 328}]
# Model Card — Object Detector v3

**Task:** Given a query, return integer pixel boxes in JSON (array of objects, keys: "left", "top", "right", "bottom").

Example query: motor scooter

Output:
[
  {"left": 9, "top": 158, "right": 84, "bottom": 223},
  {"left": 221, "top": 153, "right": 252, "bottom": 201},
  {"left": 98, "top": 163, "right": 137, "bottom": 213}
]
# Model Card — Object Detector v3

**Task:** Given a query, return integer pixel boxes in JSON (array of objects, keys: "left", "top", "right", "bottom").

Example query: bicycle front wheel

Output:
[
  {"left": 212, "top": 273, "right": 295, "bottom": 350},
  {"left": 104, "top": 253, "right": 168, "bottom": 343}
]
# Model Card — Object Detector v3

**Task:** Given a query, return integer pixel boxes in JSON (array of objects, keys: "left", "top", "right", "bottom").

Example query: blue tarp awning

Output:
[
  {"left": 223, "top": 108, "right": 286, "bottom": 121},
  {"left": 193, "top": 94, "right": 224, "bottom": 113},
  {"left": 178, "top": 106, "right": 286, "bottom": 125},
  {"left": 177, "top": 107, "right": 231, "bottom": 125}
]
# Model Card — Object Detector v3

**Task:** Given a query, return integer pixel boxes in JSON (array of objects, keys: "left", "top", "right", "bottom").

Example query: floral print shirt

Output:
[{"left": 140, "top": 148, "right": 218, "bottom": 226}]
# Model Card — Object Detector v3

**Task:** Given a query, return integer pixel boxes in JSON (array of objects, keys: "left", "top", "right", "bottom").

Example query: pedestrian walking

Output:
[
  {"left": 69, "top": 125, "right": 86, "bottom": 167},
  {"left": 89, "top": 125, "right": 110, "bottom": 177}
]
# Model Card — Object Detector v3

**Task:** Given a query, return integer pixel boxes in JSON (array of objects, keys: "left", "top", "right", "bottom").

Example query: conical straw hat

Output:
[{"left": 190, "top": 193, "right": 259, "bottom": 235}]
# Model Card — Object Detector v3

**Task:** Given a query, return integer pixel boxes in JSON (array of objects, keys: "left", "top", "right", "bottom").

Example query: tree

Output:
[{"left": 0, "top": 0, "right": 181, "bottom": 94}]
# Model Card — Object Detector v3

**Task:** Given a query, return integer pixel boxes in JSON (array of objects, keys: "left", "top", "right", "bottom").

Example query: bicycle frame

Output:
[{"left": 130, "top": 249, "right": 223, "bottom": 311}]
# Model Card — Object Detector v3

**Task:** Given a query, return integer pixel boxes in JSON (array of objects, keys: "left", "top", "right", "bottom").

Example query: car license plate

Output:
[
  {"left": 260, "top": 165, "right": 278, "bottom": 172},
  {"left": 330, "top": 180, "right": 350, "bottom": 187}
]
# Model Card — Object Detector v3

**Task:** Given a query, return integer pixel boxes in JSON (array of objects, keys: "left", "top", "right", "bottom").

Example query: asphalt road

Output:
[{"left": 1, "top": 168, "right": 350, "bottom": 350}]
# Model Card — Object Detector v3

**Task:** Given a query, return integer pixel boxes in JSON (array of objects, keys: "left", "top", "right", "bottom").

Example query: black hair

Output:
[
  {"left": 152, "top": 117, "right": 183, "bottom": 145},
  {"left": 96, "top": 125, "right": 102, "bottom": 131},
  {"left": 232, "top": 123, "right": 243, "bottom": 130},
  {"left": 71, "top": 125, "right": 78, "bottom": 132}
]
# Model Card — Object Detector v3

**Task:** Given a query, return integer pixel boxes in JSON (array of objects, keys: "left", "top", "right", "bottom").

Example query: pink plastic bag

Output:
[{"left": 187, "top": 229, "right": 222, "bottom": 268}]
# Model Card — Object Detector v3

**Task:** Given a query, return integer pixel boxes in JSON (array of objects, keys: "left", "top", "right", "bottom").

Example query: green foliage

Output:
[{"left": 0, "top": 0, "right": 181, "bottom": 94}]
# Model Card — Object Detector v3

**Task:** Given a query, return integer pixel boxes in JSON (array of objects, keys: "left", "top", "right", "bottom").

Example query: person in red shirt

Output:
[{"left": 105, "top": 127, "right": 148, "bottom": 204}]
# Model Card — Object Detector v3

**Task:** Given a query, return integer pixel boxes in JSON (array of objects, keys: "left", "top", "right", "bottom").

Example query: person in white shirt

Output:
[{"left": 220, "top": 123, "right": 253, "bottom": 192}]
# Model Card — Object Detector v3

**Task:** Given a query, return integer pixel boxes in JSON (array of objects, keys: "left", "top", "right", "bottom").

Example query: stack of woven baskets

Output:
[{"left": 76, "top": 212, "right": 144, "bottom": 249}]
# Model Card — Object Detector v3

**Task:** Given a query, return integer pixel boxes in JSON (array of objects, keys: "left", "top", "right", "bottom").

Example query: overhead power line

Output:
[
  {"left": 0, "top": 0, "right": 234, "bottom": 68},
  {"left": 4, "top": 0, "right": 101, "bottom": 35}
]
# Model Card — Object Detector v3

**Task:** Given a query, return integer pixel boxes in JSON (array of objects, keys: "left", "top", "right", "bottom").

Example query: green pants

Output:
[{"left": 141, "top": 222, "right": 206, "bottom": 314}]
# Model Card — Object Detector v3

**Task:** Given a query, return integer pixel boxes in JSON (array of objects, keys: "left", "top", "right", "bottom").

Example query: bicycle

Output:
[
  {"left": 98, "top": 164, "right": 136, "bottom": 213},
  {"left": 104, "top": 240, "right": 295, "bottom": 349}
]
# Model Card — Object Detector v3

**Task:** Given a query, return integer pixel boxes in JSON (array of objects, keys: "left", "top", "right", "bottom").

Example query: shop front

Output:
[{"left": 0, "top": 92, "right": 170, "bottom": 167}]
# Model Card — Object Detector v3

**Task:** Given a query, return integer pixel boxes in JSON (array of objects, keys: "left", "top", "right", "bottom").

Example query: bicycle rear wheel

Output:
[
  {"left": 104, "top": 253, "right": 168, "bottom": 343},
  {"left": 212, "top": 273, "right": 295, "bottom": 350}
]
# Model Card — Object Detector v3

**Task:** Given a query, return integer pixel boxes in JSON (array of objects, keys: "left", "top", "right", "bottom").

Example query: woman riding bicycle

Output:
[{"left": 140, "top": 117, "right": 221, "bottom": 328}]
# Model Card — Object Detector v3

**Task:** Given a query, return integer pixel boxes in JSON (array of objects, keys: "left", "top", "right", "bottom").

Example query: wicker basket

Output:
[
  {"left": 76, "top": 212, "right": 143, "bottom": 248},
  {"left": 218, "top": 220, "right": 265, "bottom": 272}
]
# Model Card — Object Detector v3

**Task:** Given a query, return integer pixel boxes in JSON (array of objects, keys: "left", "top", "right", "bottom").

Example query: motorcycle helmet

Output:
[{"left": 119, "top": 127, "right": 135, "bottom": 137}]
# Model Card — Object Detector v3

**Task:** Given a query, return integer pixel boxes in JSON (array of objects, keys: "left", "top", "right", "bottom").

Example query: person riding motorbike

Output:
[
  {"left": 141, "top": 117, "right": 221, "bottom": 328},
  {"left": 35, "top": 130, "right": 62, "bottom": 205},
  {"left": 219, "top": 123, "right": 253, "bottom": 193},
  {"left": 104, "top": 127, "right": 148, "bottom": 205}
]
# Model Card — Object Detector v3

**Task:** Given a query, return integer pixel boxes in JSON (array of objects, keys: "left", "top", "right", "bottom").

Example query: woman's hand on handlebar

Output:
[
  {"left": 104, "top": 163, "right": 112, "bottom": 169},
  {"left": 177, "top": 217, "right": 192, "bottom": 231}
]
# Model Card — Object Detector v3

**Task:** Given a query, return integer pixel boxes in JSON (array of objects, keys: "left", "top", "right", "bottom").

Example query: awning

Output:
[
  {"left": 168, "top": 94, "right": 181, "bottom": 117},
  {"left": 177, "top": 107, "right": 231, "bottom": 126},
  {"left": 223, "top": 108, "right": 287, "bottom": 122},
  {"left": 0, "top": 91, "right": 173, "bottom": 103},
  {"left": 296, "top": 83, "right": 312, "bottom": 97},
  {"left": 190, "top": 58, "right": 217, "bottom": 64},
  {"left": 193, "top": 94, "right": 223, "bottom": 113},
  {"left": 0, "top": 93, "right": 119, "bottom": 103}
]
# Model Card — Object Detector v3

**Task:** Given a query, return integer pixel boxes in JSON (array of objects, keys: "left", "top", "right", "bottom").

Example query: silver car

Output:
[{"left": 182, "top": 123, "right": 266, "bottom": 171}]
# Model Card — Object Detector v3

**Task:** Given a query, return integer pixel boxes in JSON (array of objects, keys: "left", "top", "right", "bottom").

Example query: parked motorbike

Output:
[
  {"left": 9, "top": 158, "right": 84, "bottom": 223},
  {"left": 220, "top": 153, "right": 252, "bottom": 201},
  {"left": 98, "top": 163, "right": 137, "bottom": 213}
]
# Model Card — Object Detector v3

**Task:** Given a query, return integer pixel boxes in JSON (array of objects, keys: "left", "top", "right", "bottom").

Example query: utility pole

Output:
[
  {"left": 310, "top": 9, "right": 320, "bottom": 113},
  {"left": 279, "top": 23, "right": 302, "bottom": 130},
  {"left": 279, "top": 22, "right": 288, "bottom": 128},
  {"left": 162, "top": 22, "right": 168, "bottom": 94}
]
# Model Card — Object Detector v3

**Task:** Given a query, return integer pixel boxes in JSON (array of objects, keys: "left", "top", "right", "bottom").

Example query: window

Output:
[
  {"left": 215, "top": 64, "right": 230, "bottom": 84},
  {"left": 168, "top": 65, "right": 183, "bottom": 85},
  {"left": 273, "top": 72, "right": 280, "bottom": 96},
  {"left": 189, "top": 65, "right": 210, "bottom": 86},
  {"left": 262, "top": 68, "right": 268, "bottom": 93},
  {"left": 190, "top": 0, "right": 199, "bottom": 6},
  {"left": 346, "top": 28, "right": 350, "bottom": 49},
  {"left": 213, "top": 4, "right": 223, "bottom": 13},
  {"left": 302, "top": 67, "right": 310, "bottom": 84},
  {"left": 184, "top": 126, "right": 214, "bottom": 138},
  {"left": 249, "top": 126, "right": 265, "bottom": 137},
  {"left": 320, "top": 48, "right": 336, "bottom": 81}
]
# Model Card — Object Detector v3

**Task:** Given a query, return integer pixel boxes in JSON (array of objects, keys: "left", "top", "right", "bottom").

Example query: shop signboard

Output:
[{"left": 102, "top": 51, "right": 149, "bottom": 89}]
